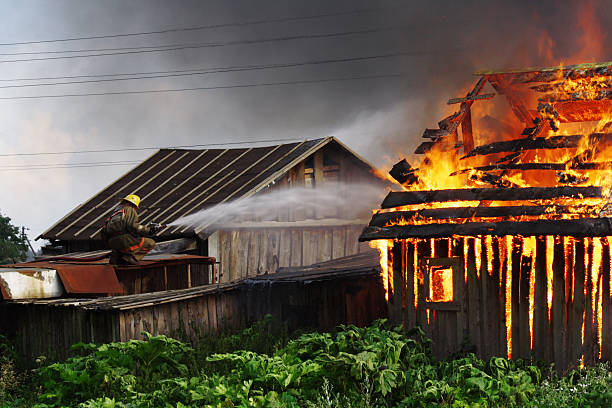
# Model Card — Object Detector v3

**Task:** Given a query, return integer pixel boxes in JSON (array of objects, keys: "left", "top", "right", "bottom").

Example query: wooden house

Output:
[
  {"left": 40, "top": 137, "right": 381, "bottom": 282},
  {"left": 360, "top": 62, "right": 612, "bottom": 370}
]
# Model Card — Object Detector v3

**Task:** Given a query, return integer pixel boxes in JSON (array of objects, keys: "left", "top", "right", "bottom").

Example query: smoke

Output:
[
  {"left": 1, "top": 0, "right": 611, "bottom": 246},
  {"left": 168, "top": 182, "right": 386, "bottom": 232}
]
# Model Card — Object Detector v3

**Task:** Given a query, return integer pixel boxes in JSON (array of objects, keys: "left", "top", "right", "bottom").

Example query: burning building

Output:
[{"left": 359, "top": 61, "right": 612, "bottom": 370}]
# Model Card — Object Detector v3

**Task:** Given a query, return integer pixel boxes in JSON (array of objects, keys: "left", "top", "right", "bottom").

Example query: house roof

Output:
[{"left": 40, "top": 137, "right": 372, "bottom": 242}]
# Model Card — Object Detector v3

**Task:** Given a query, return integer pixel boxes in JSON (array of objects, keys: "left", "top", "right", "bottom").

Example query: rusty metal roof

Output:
[
  {"left": 19, "top": 260, "right": 124, "bottom": 296},
  {"left": 40, "top": 137, "right": 369, "bottom": 241}
]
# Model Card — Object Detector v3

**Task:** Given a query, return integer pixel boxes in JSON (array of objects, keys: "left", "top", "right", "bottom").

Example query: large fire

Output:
[{"left": 367, "top": 58, "right": 612, "bottom": 361}]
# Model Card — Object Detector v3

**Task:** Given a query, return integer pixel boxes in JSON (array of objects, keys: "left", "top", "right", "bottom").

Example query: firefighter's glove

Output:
[{"left": 148, "top": 223, "right": 162, "bottom": 235}]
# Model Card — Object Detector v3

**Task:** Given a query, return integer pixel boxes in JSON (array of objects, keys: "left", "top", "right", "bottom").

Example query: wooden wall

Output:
[
  {"left": 3, "top": 274, "right": 387, "bottom": 363},
  {"left": 216, "top": 225, "right": 370, "bottom": 281},
  {"left": 390, "top": 236, "right": 612, "bottom": 371}
]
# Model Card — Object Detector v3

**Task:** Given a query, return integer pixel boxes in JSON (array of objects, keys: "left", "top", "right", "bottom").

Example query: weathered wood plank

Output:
[
  {"left": 247, "top": 230, "right": 262, "bottom": 276},
  {"left": 404, "top": 241, "right": 416, "bottom": 329},
  {"left": 381, "top": 186, "right": 602, "bottom": 208},
  {"left": 552, "top": 236, "right": 566, "bottom": 369},
  {"left": 511, "top": 237, "right": 522, "bottom": 359},
  {"left": 360, "top": 218, "right": 612, "bottom": 241},
  {"left": 319, "top": 228, "right": 333, "bottom": 263},
  {"left": 332, "top": 227, "right": 347, "bottom": 259},
  {"left": 583, "top": 239, "right": 595, "bottom": 365},
  {"left": 601, "top": 238, "right": 612, "bottom": 362},
  {"left": 369, "top": 206, "right": 582, "bottom": 227},
  {"left": 532, "top": 237, "right": 548, "bottom": 362},
  {"left": 518, "top": 246, "right": 532, "bottom": 361},
  {"left": 278, "top": 229, "right": 291, "bottom": 268},
  {"left": 290, "top": 229, "right": 302, "bottom": 266},
  {"left": 571, "top": 239, "right": 586, "bottom": 367}
]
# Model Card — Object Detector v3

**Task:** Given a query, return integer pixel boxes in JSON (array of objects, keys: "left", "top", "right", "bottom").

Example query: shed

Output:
[
  {"left": 39, "top": 137, "right": 382, "bottom": 282},
  {"left": 360, "top": 61, "right": 612, "bottom": 370},
  {"left": 1, "top": 251, "right": 386, "bottom": 362}
]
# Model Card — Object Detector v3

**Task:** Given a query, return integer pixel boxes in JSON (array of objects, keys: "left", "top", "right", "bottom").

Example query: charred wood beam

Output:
[
  {"left": 414, "top": 141, "right": 437, "bottom": 154},
  {"left": 388, "top": 159, "right": 419, "bottom": 186},
  {"left": 447, "top": 93, "right": 495, "bottom": 104},
  {"left": 453, "top": 162, "right": 612, "bottom": 173},
  {"left": 422, "top": 128, "right": 450, "bottom": 139},
  {"left": 414, "top": 77, "right": 487, "bottom": 155},
  {"left": 380, "top": 186, "right": 603, "bottom": 208},
  {"left": 462, "top": 133, "right": 612, "bottom": 158},
  {"left": 369, "top": 205, "right": 587, "bottom": 227},
  {"left": 531, "top": 79, "right": 612, "bottom": 93},
  {"left": 359, "top": 217, "right": 612, "bottom": 241},
  {"left": 469, "top": 171, "right": 518, "bottom": 188},
  {"left": 539, "top": 90, "right": 612, "bottom": 103}
]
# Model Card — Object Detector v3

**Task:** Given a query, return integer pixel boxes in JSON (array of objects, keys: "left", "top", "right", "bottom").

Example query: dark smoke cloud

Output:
[{"left": 0, "top": 0, "right": 609, "bottom": 242}]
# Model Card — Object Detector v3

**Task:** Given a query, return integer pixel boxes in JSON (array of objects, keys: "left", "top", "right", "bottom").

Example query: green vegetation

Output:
[
  {"left": 1, "top": 318, "right": 612, "bottom": 407},
  {"left": 0, "top": 213, "right": 28, "bottom": 264}
]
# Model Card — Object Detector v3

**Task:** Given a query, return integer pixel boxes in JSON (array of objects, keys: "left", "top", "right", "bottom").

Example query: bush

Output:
[{"left": 6, "top": 318, "right": 612, "bottom": 407}]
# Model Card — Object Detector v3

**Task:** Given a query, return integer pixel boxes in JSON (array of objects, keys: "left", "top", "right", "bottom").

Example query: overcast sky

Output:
[{"left": 0, "top": 0, "right": 610, "bottom": 248}]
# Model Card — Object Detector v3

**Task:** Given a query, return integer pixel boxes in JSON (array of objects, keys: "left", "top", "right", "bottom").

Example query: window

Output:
[{"left": 422, "top": 257, "right": 462, "bottom": 310}]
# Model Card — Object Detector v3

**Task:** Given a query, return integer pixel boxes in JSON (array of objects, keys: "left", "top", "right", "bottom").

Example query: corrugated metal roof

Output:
[{"left": 40, "top": 137, "right": 349, "bottom": 241}]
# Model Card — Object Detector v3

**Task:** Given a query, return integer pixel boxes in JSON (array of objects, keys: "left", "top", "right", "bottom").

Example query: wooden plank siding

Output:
[
  {"left": 2, "top": 270, "right": 386, "bottom": 364},
  {"left": 217, "top": 225, "right": 366, "bottom": 281},
  {"left": 388, "top": 235, "right": 612, "bottom": 372}
]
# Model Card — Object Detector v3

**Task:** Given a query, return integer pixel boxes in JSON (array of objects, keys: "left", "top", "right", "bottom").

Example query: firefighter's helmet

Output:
[{"left": 121, "top": 194, "right": 141, "bottom": 208}]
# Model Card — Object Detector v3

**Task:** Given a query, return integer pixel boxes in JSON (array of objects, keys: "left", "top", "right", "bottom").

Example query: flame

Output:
[
  {"left": 429, "top": 266, "right": 453, "bottom": 302},
  {"left": 365, "top": 9, "right": 611, "bottom": 361},
  {"left": 546, "top": 236, "right": 554, "bottom": 323},
  {"left": 369, "top": 239, "right": 394, "bottom": 301},
  {"left": 505, "top": 235, "right": 513, "bottom": 359}
]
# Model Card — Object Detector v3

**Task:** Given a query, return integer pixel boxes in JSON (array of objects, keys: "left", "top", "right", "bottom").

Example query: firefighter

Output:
[{"left": 101, "top": 194, "right": 161, "bottom": 265}]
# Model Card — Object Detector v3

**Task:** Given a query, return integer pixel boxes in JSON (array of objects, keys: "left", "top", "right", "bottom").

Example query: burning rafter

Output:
[
  {"left": 360, "top": 218, "right": 612, "bottom": 240},
  {"left": 369, "top": 205, "right": 599, "bottom": 227},
  {"left": 380, "top": 186, "right": 603, "bottom": 208},
  {"left": 462, "top": 134, "right": 612, "bottom": 158}
]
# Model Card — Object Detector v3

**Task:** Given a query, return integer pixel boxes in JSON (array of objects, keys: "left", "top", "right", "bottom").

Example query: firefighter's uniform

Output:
[{"left": 102, "top": 195, "right": 155, "bottom": 264}]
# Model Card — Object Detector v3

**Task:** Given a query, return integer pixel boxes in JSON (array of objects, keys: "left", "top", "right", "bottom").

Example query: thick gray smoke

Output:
[
  {"left": 1, "top": 0, "right": 611, "bottom": 246},
  {"left": 168, "top": 182, "right": 385, "bottom": 232}
]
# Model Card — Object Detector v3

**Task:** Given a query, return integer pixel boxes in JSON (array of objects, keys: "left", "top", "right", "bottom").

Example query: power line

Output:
[
  {"left": 0, "top": 51, "right": 430, "bottom": 89},
  {"left": 0, "top": 137, "right": 305, "bottom": 157},
  {"left": 0, "top": 72, "right": 408, "bottom": 101},
  {"left": 0, "top": 160, "right": 141, "bottom": 168},
  {"left": 0, "top": 27, "right": 406, "bottom": 64},
  {"left": 0, "top": 163, "right": 141, "bottom": 171},
  {"left": 0, "top": 6, "right": 401, "bottom": 46}
]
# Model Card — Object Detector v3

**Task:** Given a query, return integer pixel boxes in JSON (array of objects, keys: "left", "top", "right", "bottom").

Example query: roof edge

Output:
[{"left": 475, "top": 61, "right": 612, "bottom": 76}]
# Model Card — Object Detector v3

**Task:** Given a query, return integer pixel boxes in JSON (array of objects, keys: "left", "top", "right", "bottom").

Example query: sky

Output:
[{"left": 0, "top": 0, "right": 610, "bottom": 248}]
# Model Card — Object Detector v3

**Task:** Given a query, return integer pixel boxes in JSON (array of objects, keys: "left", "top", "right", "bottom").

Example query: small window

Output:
[
  {"left": 422, "top": 257, "right": 462, "bottom": 310},
  {"left": 429, "top": 265, "right": 453, "bottom": 302}
]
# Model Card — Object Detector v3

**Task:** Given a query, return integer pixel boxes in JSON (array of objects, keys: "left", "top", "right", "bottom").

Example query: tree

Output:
[{"left": 0, "top": 213, "right": 28, "bottom": 264}]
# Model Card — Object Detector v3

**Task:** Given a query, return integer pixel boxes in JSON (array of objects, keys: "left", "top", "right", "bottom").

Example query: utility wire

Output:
[
  {"left": 0, "top": 27, "right": 406, "bottom": 64},
  {"left": 0, "top": 5, "right": 401, "bottom": 46},
  {"left": 0, "top": 137, "right": 305, "bottom": 157},
  {"left": 0, "top": 163, "right": 141, "bottom": 171},
  {"left": 0, "top": 72, "right": 408, "bottom": 101},
  {"left": 0, "top": 51, "right": 431, "bottom": 89},
  {"left": 0, "top": 160, "right": 141, "bottom": 168}
]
